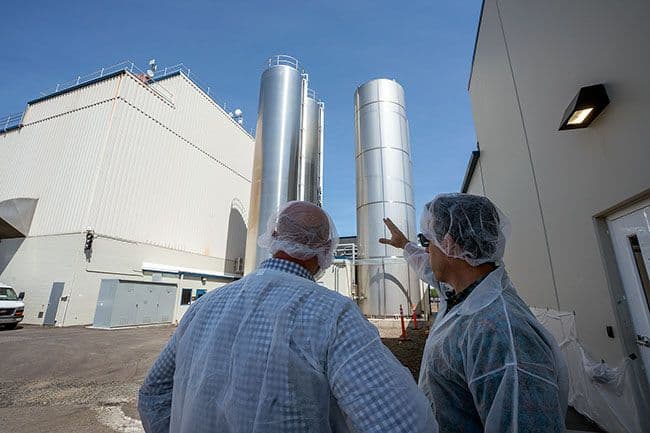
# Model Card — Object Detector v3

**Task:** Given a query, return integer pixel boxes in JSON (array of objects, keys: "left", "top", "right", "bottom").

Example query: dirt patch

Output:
[{"left": 381, "top": 324, "right": 429, "bottom": 380}]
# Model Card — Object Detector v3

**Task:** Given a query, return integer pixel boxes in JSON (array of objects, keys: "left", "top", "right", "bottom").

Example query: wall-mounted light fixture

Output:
[{"left": 559, "top": 84, "right": 609, "bottom": 130}]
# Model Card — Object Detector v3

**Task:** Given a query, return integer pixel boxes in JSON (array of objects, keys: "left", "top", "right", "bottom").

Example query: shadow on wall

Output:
[
  {"left": 0, "top": 238, "right": 25, "bottom": 276},
  {"left": 225, "top": 205, "right": 247, "bottom": 274}
]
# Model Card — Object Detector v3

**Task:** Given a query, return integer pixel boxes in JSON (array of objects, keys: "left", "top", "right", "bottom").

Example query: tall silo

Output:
[
  {"left": 298, "top": 88, "right": 324, "bottom": 205},
  {"left": 354, "top": 78, "right": 423, "bottom": 316},
  {"left": 245, "top": 55, "right": 303, "bottom": 272}
]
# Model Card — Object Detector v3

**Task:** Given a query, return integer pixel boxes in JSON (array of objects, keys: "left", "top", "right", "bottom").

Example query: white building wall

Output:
[
  {"left": 0, "top": 103, "right": 116, "bottom": 236},
  {"left": 0, "top": 234, "right": 232, "bottom": 326},
  {"left": 0, "top": 68, "right": 255, "bottom": 326},
  {"left": 23, "top": 74, "right": 121, "bottom": 124},
  {"left": 468, "top": 0, "right": 650, "bottom": 362},
  {"left": 1, "top": 71, "right": 253, "bottom": 266},
  {"left": 467, "top": 0, "right": 560, "bottom": 317},
  {"left": 0, "top": 236, "right": 78, "bottom": 324}
]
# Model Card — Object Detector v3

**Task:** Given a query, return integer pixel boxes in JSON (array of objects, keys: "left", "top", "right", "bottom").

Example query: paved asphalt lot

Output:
[
  {"left": 0, "top": 324, "right": 174, "bottom": 433},
  {"left": 1, "top": 324, "right": 602, "bottom": 433}
]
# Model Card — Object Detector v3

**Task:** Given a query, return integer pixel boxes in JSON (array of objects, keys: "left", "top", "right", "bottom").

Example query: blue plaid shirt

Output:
[
  {"left": 138, "top": 258, "right": 437, "bottom": 433},
  {"left": 259, "top": 257, "right": 316, "bottom": 281}
]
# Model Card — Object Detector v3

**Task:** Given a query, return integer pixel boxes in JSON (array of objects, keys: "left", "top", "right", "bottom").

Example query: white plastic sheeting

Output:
[{"left": 531, "top": 308, "right": 642, "bottom": 433}]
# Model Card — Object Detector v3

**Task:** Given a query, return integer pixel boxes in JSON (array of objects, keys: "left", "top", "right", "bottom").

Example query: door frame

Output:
[{"left": 594, "top": 189, "right": 650, "bottom": 429}]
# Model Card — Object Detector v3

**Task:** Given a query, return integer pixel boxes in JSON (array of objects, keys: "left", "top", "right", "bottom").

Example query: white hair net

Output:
[
  {"left": 420, "top": 193, "right": 510, "bottom": 266},
  {"left": 258, "top": 201, "right": 339, "bottom": 271}
]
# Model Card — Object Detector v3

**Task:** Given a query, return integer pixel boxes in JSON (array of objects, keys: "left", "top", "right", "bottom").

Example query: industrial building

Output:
[
  {"left": 0, "top": 61, "right": 254, "bottom": 327},
  {"left": 463, "top": 1, "right": 650, "bottom": 431}
]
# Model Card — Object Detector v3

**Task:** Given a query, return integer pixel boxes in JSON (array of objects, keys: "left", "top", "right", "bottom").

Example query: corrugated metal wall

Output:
[
  {"left": 1, "top": 102, "right": 116, "bottom": 235},
  {"left": 24, "top": 75, "right": 122, "bottom": 124},
  {"left": 0, "top": 71, "right": 254, "bottom": 261}
]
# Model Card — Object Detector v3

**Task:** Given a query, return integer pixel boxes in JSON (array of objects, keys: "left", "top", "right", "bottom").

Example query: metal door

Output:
[
  {"left": 114, "top": 283, "right": 138, "bottom": 326},
  {"left": 608, "top": 204, "right": 650, "bottom": 383},
  {"left": 136, "top": 285, "right": 157, "bottom": 325},
  {"left": 156, "top": 286, "right": 176, "bottom": 323},
  {"left": 43, "top": 282, "right": 64, "bottom": 326}
]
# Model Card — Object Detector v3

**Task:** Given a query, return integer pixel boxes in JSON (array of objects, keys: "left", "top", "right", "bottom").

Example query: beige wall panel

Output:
[
  {"left": 0, "top": 235, "right": 78, "bottom": 325},
  {"left": 24, "top": 75, "right": 121, "bottom": 124},
  {"left": 0, "top": 102, "right": 115, "bottom": 235},
  {"left": 1, "top": 72, "right": 253, "bottom": 261},
  {"left": 469, "top": 0, "right": 558, "bottom": 311},
  {"left": 118, "top": 74, "right": 253, "bottom": 181},
  {"left": 87, "top": 100, "right": 250, "bottom": 261},
  {"left": 157, "top": 75, "right": 254, "bottom": 178},
  {"left": 0, "top": 234, "right": 232, "bottom": 326},
  {"left": 485, "top": 0, "right": 650, "bottom": 361}
]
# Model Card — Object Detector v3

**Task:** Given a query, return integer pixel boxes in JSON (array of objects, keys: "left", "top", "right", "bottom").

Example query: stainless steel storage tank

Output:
[
  {"left": 298, "top": 89, "right": 323, "bottom": 205},
  {"left": 245, "top": 55, "right": 303, "bottom": 272},
  {"left": 354, "top": 78, "right": 423, "bottom": 316}
]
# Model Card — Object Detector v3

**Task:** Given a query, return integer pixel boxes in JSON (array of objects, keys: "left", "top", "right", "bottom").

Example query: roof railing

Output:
[
  {"left": 38, "top": 60, "right": 174, "bottom": 102},
  {"left": 0, "top": 112, "right": 23, "bottom": 132},
  {"left": 1, "top": 60, "right": 255, "bottom": 136},
  {"left": 266, "top": 55, "right": 300, "bottom": 71}
]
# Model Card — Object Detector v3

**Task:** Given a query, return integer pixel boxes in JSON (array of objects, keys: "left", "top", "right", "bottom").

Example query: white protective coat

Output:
[
  {"left": 139, "top": 259, "right": 438, "bottom": 433},
  {"left": 404, "top": 243, "right": 569, "bottom": 432}
]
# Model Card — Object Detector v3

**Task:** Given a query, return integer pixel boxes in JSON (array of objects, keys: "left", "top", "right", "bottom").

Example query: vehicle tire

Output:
[{"left": 4, "top": 322, "right": 18, "bottom": 330}]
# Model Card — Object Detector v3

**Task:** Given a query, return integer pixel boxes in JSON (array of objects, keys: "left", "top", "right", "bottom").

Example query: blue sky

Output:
[{"left": 0, "top": 0, "right": 482, "bottom": 236}]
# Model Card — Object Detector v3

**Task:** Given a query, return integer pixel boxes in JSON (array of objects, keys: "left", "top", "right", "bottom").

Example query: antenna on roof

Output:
[{"left": 146, "top": 59, "right": 157, "bottom": 78}]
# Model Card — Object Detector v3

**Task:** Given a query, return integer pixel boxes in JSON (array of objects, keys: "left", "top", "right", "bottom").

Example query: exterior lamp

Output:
[{"left": 559, "top": 84, "right": 609, "bottom": 130}]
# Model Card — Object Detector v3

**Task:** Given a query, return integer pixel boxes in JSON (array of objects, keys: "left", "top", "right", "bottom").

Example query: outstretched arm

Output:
[{"left": 379, "top": 217, "right": 437, "bottom": 287}]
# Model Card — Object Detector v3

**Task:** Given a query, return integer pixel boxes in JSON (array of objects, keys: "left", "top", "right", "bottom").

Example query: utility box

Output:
[{"left": 93, "top": 279, "right": 176, "bottom": 328}]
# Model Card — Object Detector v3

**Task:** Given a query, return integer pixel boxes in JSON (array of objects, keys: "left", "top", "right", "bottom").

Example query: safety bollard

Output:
[
  {"left": 411, "top": 305, "right": 419, "bottom": 330},
  {"left": 399, "top": 304, "right": 410, "bottom": 341}
]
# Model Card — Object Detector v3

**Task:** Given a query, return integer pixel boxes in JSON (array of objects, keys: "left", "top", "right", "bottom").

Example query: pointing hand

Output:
[{"left": 378, "top": 218, "right": 409, "bottom": 249}]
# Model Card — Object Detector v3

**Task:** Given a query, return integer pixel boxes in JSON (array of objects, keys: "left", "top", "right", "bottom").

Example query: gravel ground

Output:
[
  {"left": 0, "top": 324, "right": 174, "bottom": 433},
  {"left": 1, "top": 321, "right": 601, "bottom": 432},
  {"left": 380, "top": 324, "right": 429, "bottom": 380}
]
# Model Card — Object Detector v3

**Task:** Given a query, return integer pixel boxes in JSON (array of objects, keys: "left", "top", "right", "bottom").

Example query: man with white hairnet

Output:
[
  {"left": 380, "top": 193, "right": 568, "bottom": 433},
  {"left": 139, "top": 201, "right": 438, "bottom": 433}
]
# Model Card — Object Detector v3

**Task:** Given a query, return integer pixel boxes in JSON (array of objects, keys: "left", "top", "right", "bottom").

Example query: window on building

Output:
[
  {"left": 629, "top": 235, "right": 650, "bottom": 312},
  {"left": 181, "top": 288, "right": 192, "bottom": 305},
  {"left": 196, "top": 289, "right": 207, "bottom": 299}
]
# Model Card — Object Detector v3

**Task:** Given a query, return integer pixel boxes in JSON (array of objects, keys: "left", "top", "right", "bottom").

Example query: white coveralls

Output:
[
  {"left": 404, "top": 243, "right": 569, "bottom": 432},
  {"left": 138, "top": 258, "right": 438, "bottom": 433}
]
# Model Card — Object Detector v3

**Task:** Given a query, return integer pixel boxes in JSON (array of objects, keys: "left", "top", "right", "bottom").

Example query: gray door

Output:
[
  {"left": 114, "top": 284, "right": 138, "bottom": 327},
  {"left": 156, "top": 286, "right": 176, "bottom": 323},
  {"left": 136, "top": 285, "right": 158, "bottom": 325},
  {"left": 43, "top": 282, "right": 64, "bottom": 326}
]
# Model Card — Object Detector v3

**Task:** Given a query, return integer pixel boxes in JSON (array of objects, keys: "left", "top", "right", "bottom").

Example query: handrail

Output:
[
  {"left": 1, "top": 60, "right": 255, "bottom": 137},
  {"left": 266, "top": 55, "right": 300, "bottom": 71},
  {"left": 0, "top": 112, "right": 22, "bottom": 132},
  {"left": 38, "top": 60, "right": 174, "bottom": 103}
]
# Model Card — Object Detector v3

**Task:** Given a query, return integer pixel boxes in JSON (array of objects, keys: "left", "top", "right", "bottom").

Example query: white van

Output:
[{"left": 0, "top": 282, "right": 25, "bottom": 330}]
